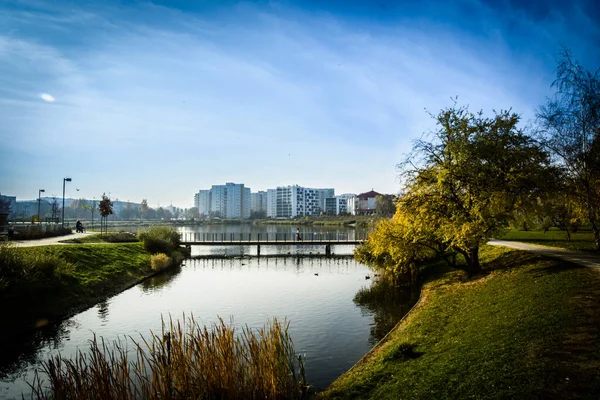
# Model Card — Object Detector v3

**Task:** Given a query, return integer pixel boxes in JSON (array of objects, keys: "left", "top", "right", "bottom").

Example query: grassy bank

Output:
[
  {"left": 500, "top": 227, "right": 598, "bottom": 252},
  {"left": 321, "top": 245, "right": 600, "bottom": 399},
  {"left": 0, "top": 227, "right": 187, "bottom": 339},
  {"left": 0, "top": 243, "right": 153, "bottom": 337}
]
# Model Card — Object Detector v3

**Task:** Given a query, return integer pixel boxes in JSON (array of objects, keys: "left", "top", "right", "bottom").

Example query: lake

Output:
[{"left": 0, "top": 226, "right": 416, "bottom": 398}]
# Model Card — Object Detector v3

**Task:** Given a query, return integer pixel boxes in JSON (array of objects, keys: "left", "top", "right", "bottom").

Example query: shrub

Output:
[
  {"left": 138, "top": 226, "right": 181, "bottom": 255},
  {"left": 150, "top": 253, "right": 171, "bottom": 272}
]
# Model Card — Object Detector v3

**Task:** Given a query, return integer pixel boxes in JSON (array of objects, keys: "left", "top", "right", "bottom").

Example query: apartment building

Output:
[
  {"left": 195, "top": 183, "right": 250, "bottom": 218},
  {"left": 250, "top": 191, "right": 268, "bottom": 214}
]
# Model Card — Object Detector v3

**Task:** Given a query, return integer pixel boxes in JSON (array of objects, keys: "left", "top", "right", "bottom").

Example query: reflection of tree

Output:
[
  {"left": 97, "top": 300, "right": 109, "bottom": 322},
  {"left": 0, "top": 319, "right": 76, "bottom": 379},
  {"left": 354, "top": 279, "right": 419, "bottom": 345},
  {"left": 140, "top": 266, "right": 182, "bottom": 293}
]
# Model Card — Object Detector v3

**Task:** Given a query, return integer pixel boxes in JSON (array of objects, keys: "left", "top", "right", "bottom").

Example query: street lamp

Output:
[
  {"left": 38, "top": 189, "right": 45, "bottom": 224},
  {"left": 62, "top": 177, "right": 72, "bottom": 227}
]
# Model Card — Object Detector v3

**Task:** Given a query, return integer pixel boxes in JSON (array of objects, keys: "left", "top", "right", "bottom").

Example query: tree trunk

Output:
[{"left": 461, "top": 247, "right": 483, "bottom": 276}]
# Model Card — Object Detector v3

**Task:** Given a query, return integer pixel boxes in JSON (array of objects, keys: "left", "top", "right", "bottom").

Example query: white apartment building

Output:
[
  {"left": 195, "top": 190, "right": 211, "bottom": 216},
  {"left": 325, "top": 196, "right": 349, "bottom": 215},
  {"left": 211, "top": 185, "right": 228, "bottom": 218},
  {"left": 250, "top": 191, "right": 268, "bottom": 214},
  {"left": 266, "top": 189, "right": 277, "bottom": 218},
  {"left": 194, "top": 183, "right": 251, "bottom": 219},
  {"left": 274, "top": 185, "right": 334, "bottom": 218}
]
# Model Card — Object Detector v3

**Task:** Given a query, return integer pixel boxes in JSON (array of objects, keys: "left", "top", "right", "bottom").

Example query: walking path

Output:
[
  {"left": 10, "top": 232, "right": 93, "bottom": 247},
  {"left": 488, "top": 239, "right": 600, "bottom": 269}
]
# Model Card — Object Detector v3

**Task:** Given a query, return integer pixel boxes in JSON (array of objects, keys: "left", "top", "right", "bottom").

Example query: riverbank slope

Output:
[
  {"left": 1, "top": 242, "right": 154, "bottom": 339},
  {"left": 320, "top": 245, "right": 600, "bottom": 399}
]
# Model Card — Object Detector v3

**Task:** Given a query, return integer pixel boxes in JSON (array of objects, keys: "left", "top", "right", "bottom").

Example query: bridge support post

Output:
[
  {"left": 257, "top": 244, "right": 261, "bottom": 257},
  {"left": 325, "top": 244, "right": 331, "bottom": 256}
]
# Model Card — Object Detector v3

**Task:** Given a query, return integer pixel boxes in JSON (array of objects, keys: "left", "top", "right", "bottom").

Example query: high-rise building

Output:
[
  {"left": 266, "top": 189, "right": 277, "bottom": 218},
  {"left": 272, "top": 185, "right": 334, "bottom": 218},
  {"left": 195, "top": 183, "right": 251, "bottom": 219},
  {"left": 211, "top": 185, "right": 227, "bottom": 218},
  {"left": 196, "top": 190, "right": 211, "bottom": 216},
  {"left": 250, "top": 191, "right": 268, "bottom": 214}
]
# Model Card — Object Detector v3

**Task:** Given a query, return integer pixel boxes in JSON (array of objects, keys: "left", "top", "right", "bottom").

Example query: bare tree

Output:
[{"left": 537, "top": 48, "right": 600, "bottom": 249}]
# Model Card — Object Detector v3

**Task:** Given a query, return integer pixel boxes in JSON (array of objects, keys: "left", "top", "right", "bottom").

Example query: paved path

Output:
[
  {"left": 488, "top": 240, "right": 600, "bottom": 269},
  {"left": 10, "top": 232, "right": 93, "bottom": 247}
]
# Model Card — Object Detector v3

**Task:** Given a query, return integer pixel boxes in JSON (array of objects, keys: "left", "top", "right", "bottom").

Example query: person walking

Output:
[{"left": 295, "top": 228, "right": 302, "bottom": 241}]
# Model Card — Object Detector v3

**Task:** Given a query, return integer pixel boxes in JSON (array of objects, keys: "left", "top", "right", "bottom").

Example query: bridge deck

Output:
[
  {"left": 180, "top": 232, "right": 367, "bottom": 246},
  {"left": 181, "top": 240, "right": 363, "bottom": 246}
]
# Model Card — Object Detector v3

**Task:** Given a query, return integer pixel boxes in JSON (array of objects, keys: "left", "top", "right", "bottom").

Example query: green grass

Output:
[
  {"left": 78, "top": 232, "right": 139, "bottom": 243},
  {"left": 320, "top": 245, "right": 600, "bottom": 399},
  {"left": 499, "top": 227, "right": 598, "bottom": 252},
  {"left": 1, "top": 243, "right": 152, "bottom": 339}
]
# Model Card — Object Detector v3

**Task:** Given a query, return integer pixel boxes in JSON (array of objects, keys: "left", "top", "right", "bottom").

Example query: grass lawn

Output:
[
  {"left": 1, "top": 243, "right": 152, "bottom": 339},
  {"left": 320, "top": 245, "right": 600, "bottom": 399},
  {"left": 499, "top": 228, "right": 598, "bottom": 252}
]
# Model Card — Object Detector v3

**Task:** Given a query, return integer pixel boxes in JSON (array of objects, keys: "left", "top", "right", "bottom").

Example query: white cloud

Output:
[{"left": 40, "top": 93, "right": 55, "bottom": 102}]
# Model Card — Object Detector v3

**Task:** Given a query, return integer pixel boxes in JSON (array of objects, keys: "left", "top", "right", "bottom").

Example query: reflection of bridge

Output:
[{"left": 180, "top": 232, "right": 368, "bottom": 255}]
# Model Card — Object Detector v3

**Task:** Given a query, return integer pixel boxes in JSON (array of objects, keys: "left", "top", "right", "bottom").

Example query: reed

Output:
[{"left": 29, "top": 316, "right": 309, "bottom": 399}]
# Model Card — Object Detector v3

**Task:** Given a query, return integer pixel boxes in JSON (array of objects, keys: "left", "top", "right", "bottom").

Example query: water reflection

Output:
[
  {"left": 0, "top": 318, "right": 77, "bottom": 380},
  {"left": 139, "top": 265, "right": 182, "bottom": 293},
  {"left": 0, "top": 256, "right": 417, "bottom": 398},
  {"left": 353, "top": 278, "right": 420, "bottom": 345}
]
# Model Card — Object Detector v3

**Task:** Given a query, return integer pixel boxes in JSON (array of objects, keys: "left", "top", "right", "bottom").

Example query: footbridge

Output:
[{"left": 180, "top": 232, "right": 368, "bottom": 255}]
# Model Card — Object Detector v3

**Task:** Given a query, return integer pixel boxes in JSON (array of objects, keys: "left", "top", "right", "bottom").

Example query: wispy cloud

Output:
[{"left": 0, "top": 0, "right": 598, "bottom": 205}]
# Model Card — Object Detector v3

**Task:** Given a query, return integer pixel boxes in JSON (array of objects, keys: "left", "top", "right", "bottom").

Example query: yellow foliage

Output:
[{"left": 150, "top": 253, "right": 171, "bottom": 271}]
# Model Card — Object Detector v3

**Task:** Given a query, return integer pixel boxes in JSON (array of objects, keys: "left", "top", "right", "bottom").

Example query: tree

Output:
[
  {"left": 375, "top": 195, "right": 396, "bottom": 217},
  {"left": 537, "top": 48, "right": 600, "bottom": 250},
  {"left": 81, "top": 200, "right": 96, "bottom": 228},
  {"left": 185, "top": 207, "right": 200, "bottom": 220},
  {"left": 140, "top": 199, "right": 149, "bottom": 220},
  {"left": 358, "top": 104, "right": 550, "bottom": 278},
  {"left": 98, "top": 193, "right": 114, "bottom": 235}
]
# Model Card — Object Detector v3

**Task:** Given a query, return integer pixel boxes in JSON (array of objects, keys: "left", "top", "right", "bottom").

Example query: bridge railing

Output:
[{"left": 180, "top": 231, "right": 369, "bottom": 243}]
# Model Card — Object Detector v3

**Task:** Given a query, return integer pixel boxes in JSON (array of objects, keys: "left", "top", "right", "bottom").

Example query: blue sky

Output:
[{"left": 1, "top": 0, "right": 599, "bottom": 207}]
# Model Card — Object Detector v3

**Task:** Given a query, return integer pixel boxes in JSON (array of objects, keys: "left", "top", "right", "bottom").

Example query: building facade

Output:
[
  {"left": 325, "top": 196, "right": 349, "bottom": 215},
  {"left": 266, "top": 189, "right": 277, "bottom": 218},
  {"left": 196, "top": 183, "right": 250, "bottom": 219},
  {"left": 250, "top": 191, "right": 268, "bottom": 214},
  {"left": 273, "top": 185, "right": 334, "bottom": 218},
  {"left": 348, "top": 190, "right": 380, "bottom": 215}
]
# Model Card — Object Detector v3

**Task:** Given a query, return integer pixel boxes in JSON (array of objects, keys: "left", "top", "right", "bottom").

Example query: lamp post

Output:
[
  {"left": 38, "top": 189, "right": 45, "bottom": 224},
  {"left": 62, "top": 178, "right": 71, "bottom": 227}
]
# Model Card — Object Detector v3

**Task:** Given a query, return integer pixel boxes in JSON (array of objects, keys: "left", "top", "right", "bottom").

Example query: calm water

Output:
[{"left": 0, "top": 232, "right": 416, "bottom": 398}]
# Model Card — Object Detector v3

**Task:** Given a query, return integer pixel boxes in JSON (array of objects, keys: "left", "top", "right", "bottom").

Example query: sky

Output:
[{"left": 1, "top": 0, "right": 599, "bottom": 208}]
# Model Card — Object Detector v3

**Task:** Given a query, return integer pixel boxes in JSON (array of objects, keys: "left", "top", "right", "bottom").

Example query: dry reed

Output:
[{"left": 29, "top": 315, "right": 308, "bottom": 399}]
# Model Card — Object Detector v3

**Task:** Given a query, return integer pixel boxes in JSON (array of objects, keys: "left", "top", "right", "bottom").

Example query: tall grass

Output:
[
  {"left": 0, "top": 244, "right": 75, "bottom": 291},
  {"left": 29, "top": 316, "right": 308, "bottom": 400},
  {"left": 138, "top": 226, "right": 181, "bottom": 255}
]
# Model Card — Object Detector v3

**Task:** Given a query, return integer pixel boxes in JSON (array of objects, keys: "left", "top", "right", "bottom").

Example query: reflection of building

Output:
[{"left": 348, "top": 190, "right": 380, "bottom": 215}]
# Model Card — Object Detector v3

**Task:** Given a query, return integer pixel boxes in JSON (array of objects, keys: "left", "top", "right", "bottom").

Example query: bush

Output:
[
  {"left": 138, "top": 226, "right": 181, "bottom": 255},
  {"left": 150, "top": 253, "right": 171, "bottom": 272}
]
